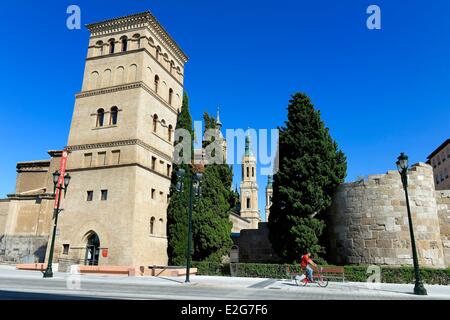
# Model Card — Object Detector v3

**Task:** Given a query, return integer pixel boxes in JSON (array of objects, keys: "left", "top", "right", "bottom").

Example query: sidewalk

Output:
[{"left": 1, "top": 265, "right": 449, "bottom": 300}]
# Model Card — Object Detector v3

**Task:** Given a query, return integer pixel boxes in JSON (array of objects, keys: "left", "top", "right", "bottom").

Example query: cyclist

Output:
[{"left": 301, "top": 252, "right": 317, "bottom": 282}]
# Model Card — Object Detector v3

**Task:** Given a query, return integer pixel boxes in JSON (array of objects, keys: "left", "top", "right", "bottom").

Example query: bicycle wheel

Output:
[{"left": 316, "top": 275, "right": 329, "bottom": 288}]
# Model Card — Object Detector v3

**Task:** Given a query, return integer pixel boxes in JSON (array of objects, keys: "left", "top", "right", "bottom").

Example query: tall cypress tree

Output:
[
  {"left": 191, "top": 113, "right": 233, "bottom": 263},
  {"left": 268, "top": 92, "right": 347, "bottom": 262},
  {"left": 167, "top": 92, "right": 194, "bottom": 265}
]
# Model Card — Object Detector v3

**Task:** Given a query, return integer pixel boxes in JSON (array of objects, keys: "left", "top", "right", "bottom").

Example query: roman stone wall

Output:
[
  {"left": 327, "top": 163, "right": 446, "bottom": 268},
  {"left": 436, "top": 190, "right": 450, "bottom": 266}
]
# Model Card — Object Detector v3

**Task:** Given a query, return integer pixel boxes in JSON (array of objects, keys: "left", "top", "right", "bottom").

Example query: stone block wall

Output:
[
  {"left": 236, "top": 223, "right": 280, "bottom": 263},
  {"left": 327, "top": 163, "right": 446, "bottom": 268},
  {"left": 0, "top": 235, "right": 48, "bottom": 263},
  {"left": 0, "top": 200, "right": 9, "bottom": 236},
  {"left": 437, "top": 190, "right": 450, "bottom": 266}
]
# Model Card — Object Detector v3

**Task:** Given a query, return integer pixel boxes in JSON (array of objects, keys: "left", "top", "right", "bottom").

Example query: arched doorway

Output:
[{"left": 85, "top": 232, "right": 100, "bottom": 266}]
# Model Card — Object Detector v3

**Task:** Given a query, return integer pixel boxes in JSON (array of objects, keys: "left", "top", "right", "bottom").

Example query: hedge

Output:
[{"left": 191, "top": 262, "right": 450, "bottom": 285}]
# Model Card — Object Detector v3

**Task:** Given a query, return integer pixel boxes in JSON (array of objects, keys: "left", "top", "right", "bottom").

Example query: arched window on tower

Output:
[
  {"left": 247, "top": 167, "right": 250, "bottom": 178},
  {"left": 154, "top": 75, "right": 160, "bottom": 93},
  {"left": 133, "top": 34, "right": 141, "bottom": 49},
  {"left": 168, "top": 125, "right": 173, "bottom": 142},
  {"left": 156, "top": 46, "right": 161, "bottom": 61},
  {"left": 110, "top": 106, "right": 118, "bottom": 125},
  {"left": 246, "top": 197, "right": 251, "bottom": 209},
  {"left": 96, "top": 41, "right": 104, "bottom": 56},
  {"left": 96, "top": 108, "right": 105, "bottom": 127},
  {"left": 108, "top": 39, "right": 115, "bottom": 54},
  {"left": 170, "top": 60, "right": 175, "bottom": 73},
  {"left": 252, "top": 167, "right": 255, "bottom": 177},
  {"left": 159, "top": 218, "right": 164, "bottom": 235},
  {"left": 168, "top": 88, "right": 173, "bottom": 105},
  {"left": 153, "top": 114, "right": 158, "bottom": 133},
  {"left": 150, "top": 217, "right": 155, "bottom": 235},
  {"left": 121, "top": 36, "right": 128, "bottom": 52}
]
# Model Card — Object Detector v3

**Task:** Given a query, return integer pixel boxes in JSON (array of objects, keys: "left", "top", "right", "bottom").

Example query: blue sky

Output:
[{"left": 0, "top": 1, "right": 449, "bottom": 221}]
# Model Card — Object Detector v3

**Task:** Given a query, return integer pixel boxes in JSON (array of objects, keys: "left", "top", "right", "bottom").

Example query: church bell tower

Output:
[{"left": 239, "top": 133, "right": 260, "bottom": 229}]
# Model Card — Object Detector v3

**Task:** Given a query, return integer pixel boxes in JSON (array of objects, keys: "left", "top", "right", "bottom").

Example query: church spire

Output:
[{"left": 216, "top": 106, "right": 222, "bottom": 129}]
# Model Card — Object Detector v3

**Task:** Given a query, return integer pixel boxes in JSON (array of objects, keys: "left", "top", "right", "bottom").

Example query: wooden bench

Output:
[
  {"left": 319, "top": 266, "right": 345, "bottom": 282},
  {"left": 286, "top": 265, "right": 345, "bottom": 282}
]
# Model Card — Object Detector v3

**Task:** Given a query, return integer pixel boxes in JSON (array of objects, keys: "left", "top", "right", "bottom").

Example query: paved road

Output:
[{"left": 0, "top": 265, "right": 448, "bottom": 300}]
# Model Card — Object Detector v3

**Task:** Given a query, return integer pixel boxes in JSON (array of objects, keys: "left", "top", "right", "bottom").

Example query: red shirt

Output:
[{"left": 301, "top": 255, "right": 311, "bottom": 268}]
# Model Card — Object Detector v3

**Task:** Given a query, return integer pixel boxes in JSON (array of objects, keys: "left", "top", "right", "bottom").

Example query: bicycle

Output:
[{"left": 294, "top": 266, "right": 329, "bottom": 287}]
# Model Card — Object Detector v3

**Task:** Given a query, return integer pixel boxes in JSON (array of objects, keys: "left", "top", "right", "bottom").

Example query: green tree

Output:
[
  {"left": 268, "top": 92, "right": 347, "bottom": 262},
  {"left": 167, "top": 92, "right": 194, "bottom": 265},
  {"left": 191, "top": 113, "right": 233, "bottom": 263}
]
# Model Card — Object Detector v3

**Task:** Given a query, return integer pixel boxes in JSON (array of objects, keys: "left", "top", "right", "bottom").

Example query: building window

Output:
[
  {"left": 84, "top": 153, "right": 93, "bottom": 168},
  {"left": 246, "top": 197, "right": 251, "bottom": 209},
  {"left": 252, "top": 167, "right": 255, "bottom": 177},
  {"left": 153, "top": 114, "right": 158, "bottom": 133},
  {"left": 98, "top": 152, "right": 106, "bottom": 166},
  {"left": 168, "top": 88, "right": 173, "bottom": 105},
  {"left": 96, "top": 41, "right": 104, "bottom": 56},
  {"left": 96, "top": 108, "right": 105, "bottom": 127},
  {"left": 156, "top": 46, "right": 161, "bottom": 61},
  {"left": 108, "top": 39, "right": 115, "bottom": 54},
  {"left": 159, "top": 218, "right": 164, "bottom": 235},
  {"left": 167, "top": 164, "right": 171, "bottom": 177},
  {"left": 247, "top": 167, "right": 250, "bottom": 178},
  {"left": 87, "top": 191, "right": 94, "bottom": 201},
  {"left": 63, "top": 244, "right": 70, "bottom": 255},
  {"left": 101, "top": 190, "right": 108, "bottom": 201},
  {"left": 154, "top": 75, "right": 160, "bottom": 93},
  {"left": 111, "top": 150, "right": 120, "bottom": 165},
  {"left": 151, "top": 189, "right": 156, "bottom": 200},
  {"left": 151, "top": 157, "right": 157, "bottom": 170},
  {"left": 168, "top": 125, "right": 173, "bottom": 142},
  {"left": 133, "top": 34, "right": 141, "bottom": 49},
  {"left": 150, "top": 217, "right": 155, "bottom": 235},
  {"left": 121, "top": 36, "right": 128, "bottom": 52},
  {"left": 110, "top": 106, "right": 118, "bottom": 125}
]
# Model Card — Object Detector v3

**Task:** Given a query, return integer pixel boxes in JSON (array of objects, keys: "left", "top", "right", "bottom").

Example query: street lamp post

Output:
[
  {"left": 176, "top": 167, "right": 202, "bottom": 283},
  {"left": 396, "top": 152, "right": 427, "bottom": 295},
  {"left": 43, "top": 170, "right": 71, "bottom": 278}
]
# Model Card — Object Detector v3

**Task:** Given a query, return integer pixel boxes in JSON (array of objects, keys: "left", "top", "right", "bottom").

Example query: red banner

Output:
[{"left": 54, "top": 149, "right": 69, "bottom": 210}]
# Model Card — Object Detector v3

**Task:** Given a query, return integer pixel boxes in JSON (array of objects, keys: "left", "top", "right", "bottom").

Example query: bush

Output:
[
  {"left": 232, "top": 263, "right": 289, "bottom": 278},
  {"left": 191, "top": 261, "right": 450, "bottom": 285},
  {"left": 192, "top": 261, "right": 230, "bottom": 276}
]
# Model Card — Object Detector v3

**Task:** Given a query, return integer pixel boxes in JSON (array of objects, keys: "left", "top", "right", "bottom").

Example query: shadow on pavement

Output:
[
  {"left": 0, "top": 290, "right": 112, "bottom": 300},
  {"left": 155, "top": 276, "right": 185, "bottom": 284}
]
